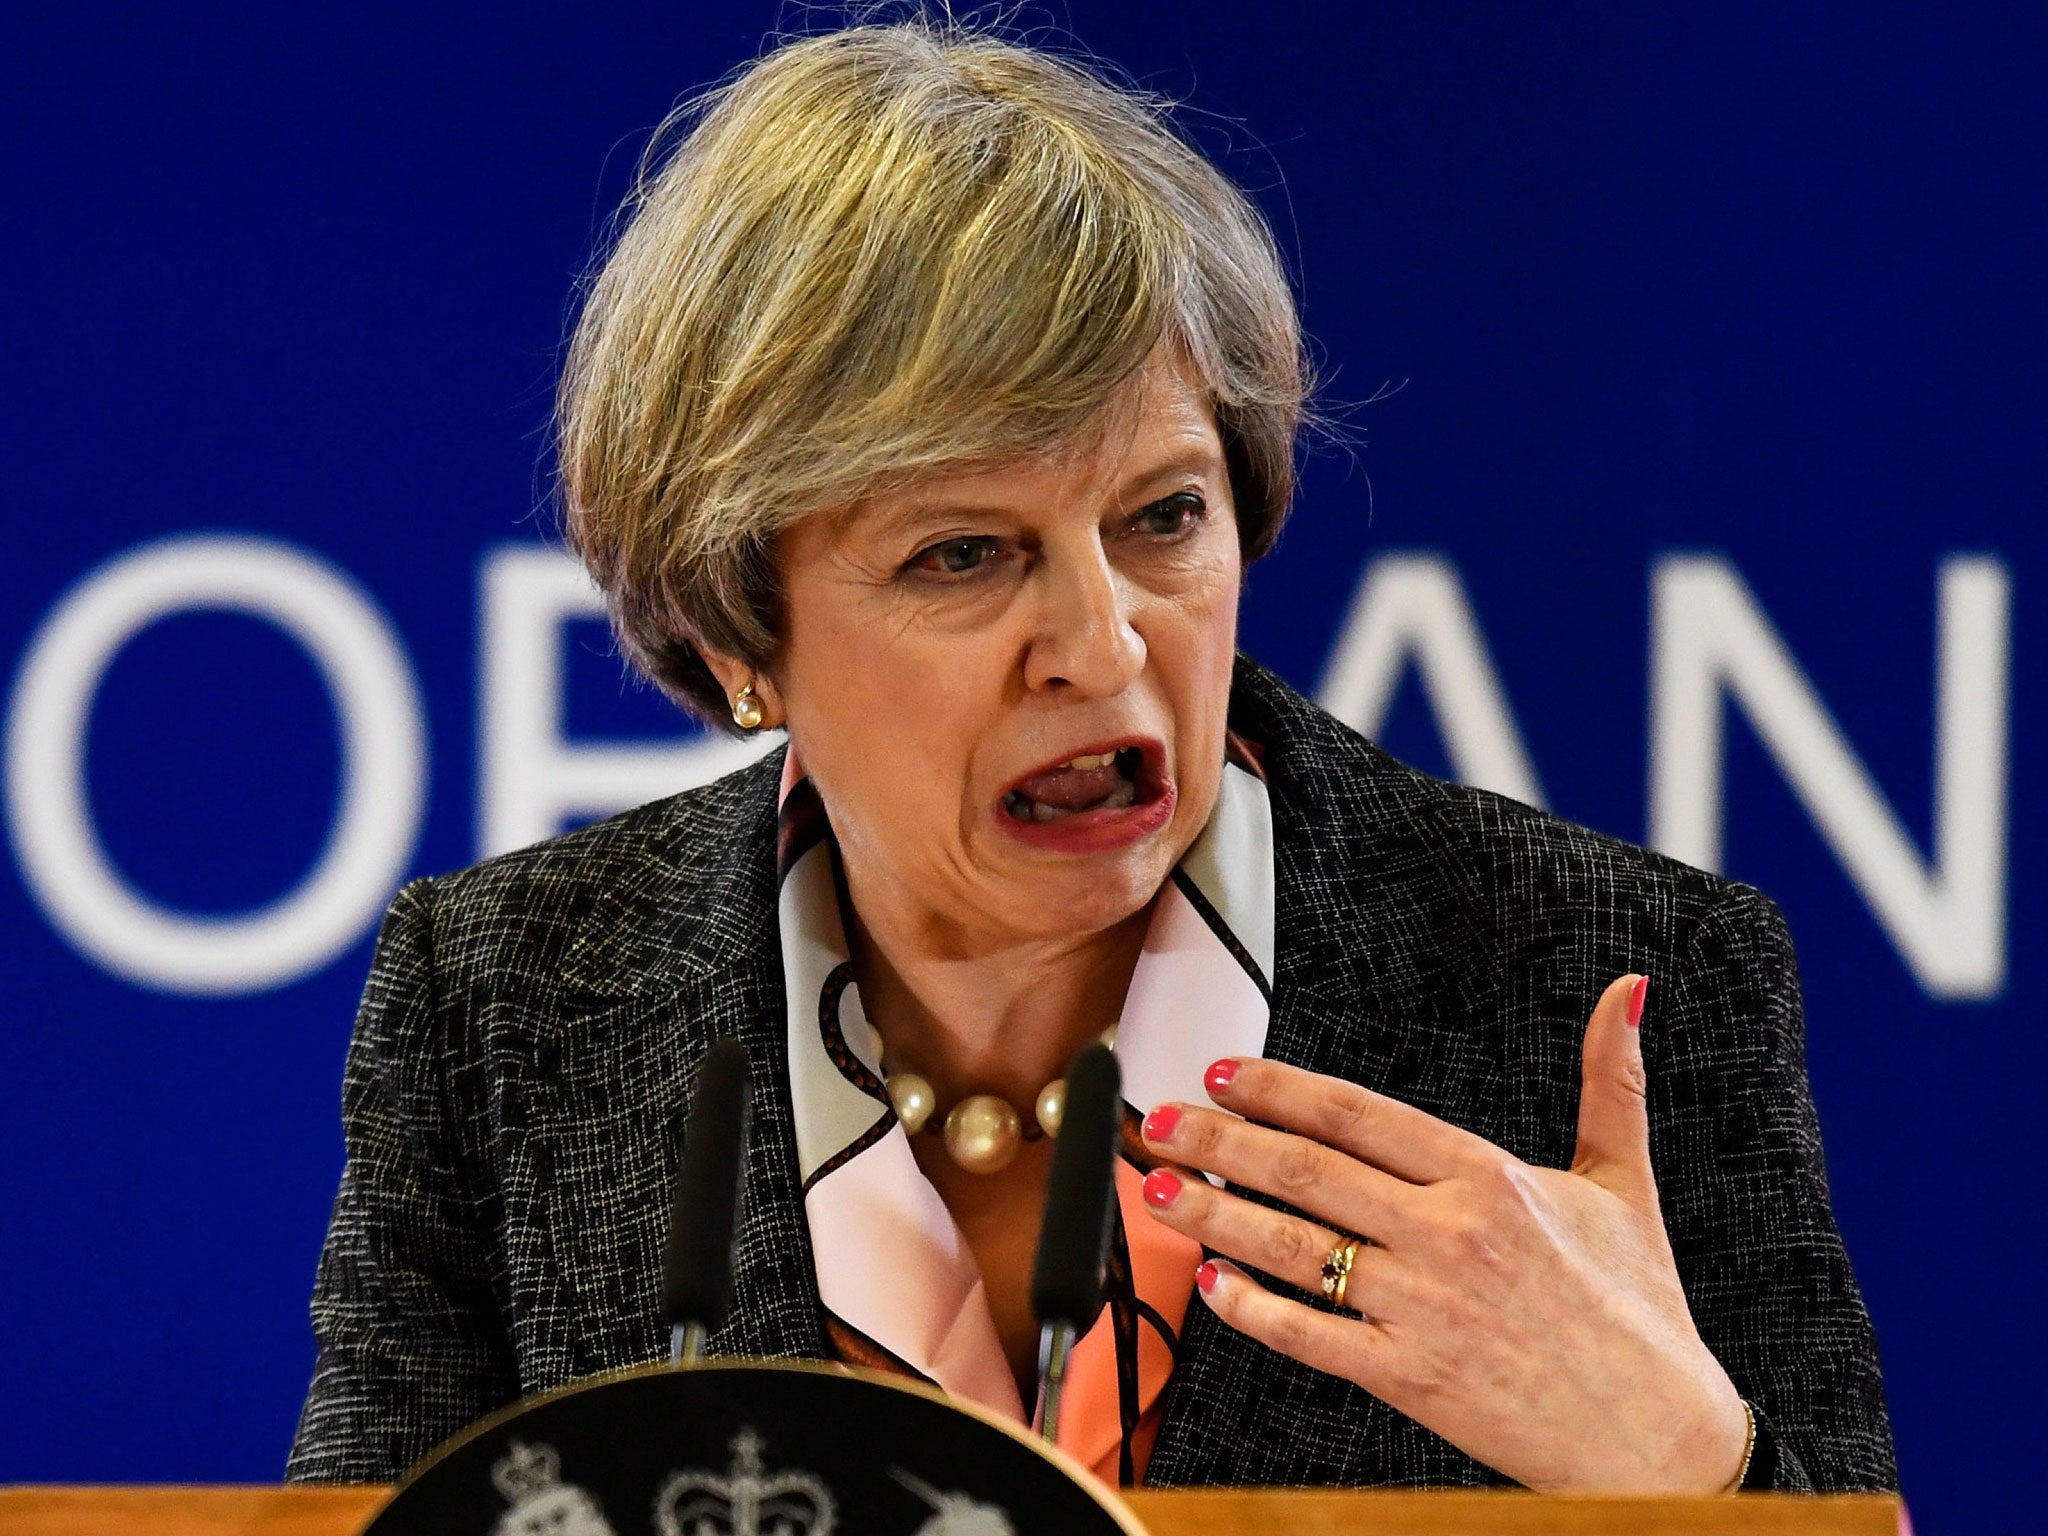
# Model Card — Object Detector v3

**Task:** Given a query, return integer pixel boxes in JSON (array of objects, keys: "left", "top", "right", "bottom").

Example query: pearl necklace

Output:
[{"left": 884, "top": 1028, "right": 1116, "bottom": 1175}]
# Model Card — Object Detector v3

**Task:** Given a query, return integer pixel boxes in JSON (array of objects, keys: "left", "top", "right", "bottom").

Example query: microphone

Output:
[
  {"left": 660, "top": 1037, "right": 753, "bottom": 1366},
  {"left": 1029, "top": 1040, "right": 1122, "bottom": 1444}
]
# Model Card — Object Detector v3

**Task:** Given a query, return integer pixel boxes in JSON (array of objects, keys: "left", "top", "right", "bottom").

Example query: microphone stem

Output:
[
  {"left": 1035, "top": 1320, "right": 1076, "bottom": 1445},
  {"left": 671, "top": 1321, "right": 707, "bottom": 1367}
]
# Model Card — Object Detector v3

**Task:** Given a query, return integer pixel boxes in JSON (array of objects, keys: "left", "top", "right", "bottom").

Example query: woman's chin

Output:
[
  {"left": 1016, "top": 889, "right": 1161, "bottom": 944},
  {"left": 973, "top": 840, "right": 1179, "bottom": 942}
]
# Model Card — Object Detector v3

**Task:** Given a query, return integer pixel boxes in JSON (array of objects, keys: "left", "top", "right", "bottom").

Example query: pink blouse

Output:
[{"left": 776, "top": 742, "right": 1275, "bottom": 1485}]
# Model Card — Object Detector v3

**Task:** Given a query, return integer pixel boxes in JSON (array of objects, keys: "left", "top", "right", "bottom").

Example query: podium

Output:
[
  {"left": 0, "top": 1368, "right": 1904, "bottom": 1534},
  {"left": 0, "top": 1486, "right": 1905, "bottom": 1534}
]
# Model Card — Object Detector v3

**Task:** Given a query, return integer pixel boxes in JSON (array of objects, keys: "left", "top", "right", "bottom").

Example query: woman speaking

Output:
[{"left": 288, "top": 21, "right": 1895, "bottom": 1494}]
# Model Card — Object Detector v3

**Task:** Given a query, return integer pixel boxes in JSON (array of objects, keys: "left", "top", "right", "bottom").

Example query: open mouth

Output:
[{"left": 1001, "top": 745, "right": 1153, "bottom": 823}]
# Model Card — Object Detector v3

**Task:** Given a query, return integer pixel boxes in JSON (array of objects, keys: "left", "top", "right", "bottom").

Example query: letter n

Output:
[{"left": 1648, "top": 554, "right": 2009, "bottom": 999}]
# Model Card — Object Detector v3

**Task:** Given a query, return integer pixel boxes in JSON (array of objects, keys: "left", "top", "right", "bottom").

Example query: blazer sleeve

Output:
[
  {"left": 286, "top": 879, "right": 521, "bottom": 1482},
  {"left": 1649, "top": 882, "right": 1898, "bottom": 1492}
]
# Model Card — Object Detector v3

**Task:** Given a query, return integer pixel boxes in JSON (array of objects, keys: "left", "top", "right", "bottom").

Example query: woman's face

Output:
[{"left": 770, "top": 352, "right": 1243, "bottom": 950}]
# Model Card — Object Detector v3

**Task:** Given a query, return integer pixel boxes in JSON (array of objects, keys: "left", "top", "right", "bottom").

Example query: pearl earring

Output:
[{"left": 731, "top": 682, "right": 765, "bottom": 731}]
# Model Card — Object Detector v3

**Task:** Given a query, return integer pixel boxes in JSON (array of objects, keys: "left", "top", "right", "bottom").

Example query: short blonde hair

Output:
[{"left": 558, "top": 21, "right": 1308, "bottom": 725}]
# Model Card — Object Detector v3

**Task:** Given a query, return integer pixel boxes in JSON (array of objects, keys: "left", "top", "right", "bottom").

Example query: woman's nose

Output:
[{"left": 1022, "top": 540, "right": 1147, "bottom": 697}]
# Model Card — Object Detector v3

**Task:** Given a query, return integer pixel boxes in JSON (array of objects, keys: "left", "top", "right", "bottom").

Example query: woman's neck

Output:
[{"left": 838, "top": 864, "right": 1151, "bottom": 1106}]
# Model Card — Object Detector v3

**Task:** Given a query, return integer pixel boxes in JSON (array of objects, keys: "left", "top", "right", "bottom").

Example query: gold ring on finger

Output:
[{"left": 1320, "top": 1236, "right": 1366, "bottom": 1310}]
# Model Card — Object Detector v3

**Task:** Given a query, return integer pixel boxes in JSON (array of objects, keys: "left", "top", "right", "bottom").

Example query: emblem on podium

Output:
[
  {"left": 891, "top": 1468, "right": 1017, "bottom": 1536},
  {"left": 489, "top": 1439, "right": 618, "bottom": 1536},
  {"left": 366, "top": 1361, "right": 1140, "bottom": 1536},
  {"left": 654, "top": 1428, "right": 835, "bottom": 1536}
]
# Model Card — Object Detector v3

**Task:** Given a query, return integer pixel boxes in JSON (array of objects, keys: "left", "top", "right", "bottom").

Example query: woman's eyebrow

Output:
[
  {"left": 840, "top": 438, "right": 1224, "bottom": 542},
  {"left": 838, "top": 496, "right": 1010, "bottom": 548},
  {"left": 1116, "top": 446, "right": 1226, "bottom": 502}
]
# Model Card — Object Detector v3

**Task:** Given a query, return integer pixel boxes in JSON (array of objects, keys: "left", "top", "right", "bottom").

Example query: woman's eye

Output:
[
  {"left": 908, "top": 536, "right": 1000, "bottom": 576},
  {"left": 1133, "top": 492, "right": 1205, "bottom": 536}
]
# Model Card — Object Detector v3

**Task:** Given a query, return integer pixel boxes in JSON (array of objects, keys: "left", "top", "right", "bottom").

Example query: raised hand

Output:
[{"left": 1137, "top": 974, "right": 1752, "bottom": 1492}]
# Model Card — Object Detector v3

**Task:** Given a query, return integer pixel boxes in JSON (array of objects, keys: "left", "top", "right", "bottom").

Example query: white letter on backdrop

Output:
[
  {"left": 1648, "top": 554, "right": 2009, "bottom": 999},
  {"left": 4, "top": 534, "right": 427, "bottom": 995},
  {"left": 1317, "top": 553, "right": 1547, "bottom": 808},
  {"left": 478, "top": 545, "right": 777, "bottom": 858}
]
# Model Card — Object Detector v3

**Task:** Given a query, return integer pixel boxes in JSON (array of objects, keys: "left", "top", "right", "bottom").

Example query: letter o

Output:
[{"left": 5, "top": 535, "right": 427, "bottom": 995}]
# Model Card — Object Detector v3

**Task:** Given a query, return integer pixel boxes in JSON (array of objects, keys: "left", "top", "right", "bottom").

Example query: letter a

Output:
[{"left": 1318, "top": 554, "right": 1546, "bottom": 809}]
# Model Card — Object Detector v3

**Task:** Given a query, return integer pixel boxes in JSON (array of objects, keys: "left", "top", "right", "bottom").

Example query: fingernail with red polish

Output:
[
  {"left": 1204, "top": 1058, "right": 1239, "bottom": 1095},
  {"left": 1627, "top": 974, "right": 1650, "bottom": 1028},
  {"left": 1195, "top": 1261, "right": 1220, "bottom": 1294},
  {"left": 1142, "top": 1105, "right": 1181, "bottom": 1143},
  {"left": 1143, "top": 1168, "right": 1182, "bottom": 1209}
]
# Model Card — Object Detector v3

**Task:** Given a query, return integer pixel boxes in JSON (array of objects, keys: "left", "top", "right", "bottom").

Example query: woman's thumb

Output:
[{"left": 1570, "top": 973, "right": 1659, "bottom": 1207}]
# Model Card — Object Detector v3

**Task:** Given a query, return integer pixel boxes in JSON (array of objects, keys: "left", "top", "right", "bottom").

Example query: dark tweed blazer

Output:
[{"left": 288, "top": 658, "right": 1895, "bottom": 1491}]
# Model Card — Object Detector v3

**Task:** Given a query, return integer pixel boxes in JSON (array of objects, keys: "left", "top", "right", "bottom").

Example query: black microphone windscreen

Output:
[
  {"left": 659, "top": 1037, "right": 753, "bottom": 1334},
  {"left": 1030, "top": 1041, "right": 1122, "bottom": 1334}
]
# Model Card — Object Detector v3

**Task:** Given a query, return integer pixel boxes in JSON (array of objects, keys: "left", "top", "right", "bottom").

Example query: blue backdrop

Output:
[{"left": 3, "top": 5, "right": 2040, "bottom": 1531}]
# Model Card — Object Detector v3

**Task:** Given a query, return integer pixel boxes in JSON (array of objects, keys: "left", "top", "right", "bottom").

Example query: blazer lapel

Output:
[
  {"left": 1145, "top": 660, "right": 1510, "bottom": 1487},
  {"left": 533, "top": 748, "right": 829, "bottom": 1384}
]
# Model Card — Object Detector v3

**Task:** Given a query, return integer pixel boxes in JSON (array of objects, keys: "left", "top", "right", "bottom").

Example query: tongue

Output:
[{"left": 1013, "top": 761, "right": 1125, "bottom": 811}]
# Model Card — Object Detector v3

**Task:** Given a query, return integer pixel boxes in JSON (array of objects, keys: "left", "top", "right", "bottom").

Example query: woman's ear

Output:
[{"left": 695, "top": 644, "right": 786, "bottom": 731}]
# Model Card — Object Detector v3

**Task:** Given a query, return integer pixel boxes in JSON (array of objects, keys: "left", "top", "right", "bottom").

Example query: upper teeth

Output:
[{"left": 1063, "top": 752, "right": 1117, "bottom": 770}]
